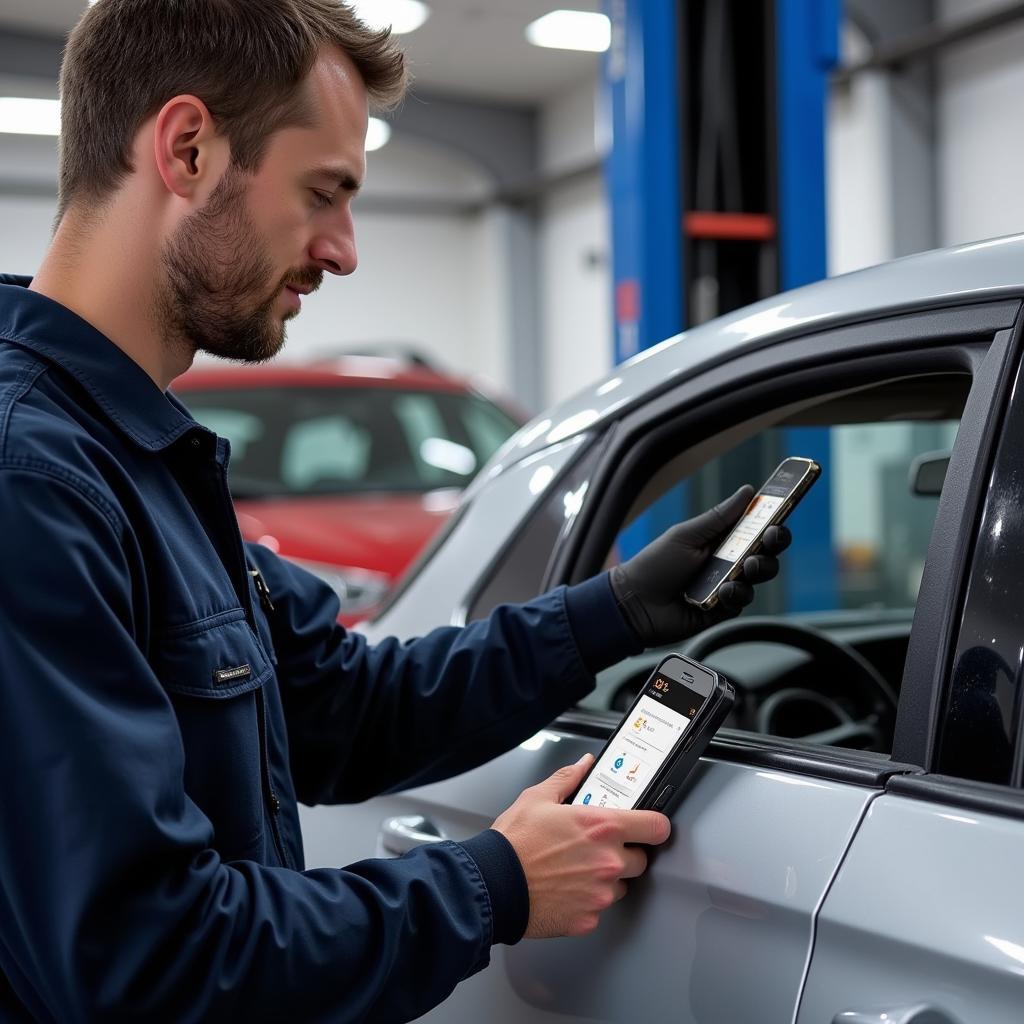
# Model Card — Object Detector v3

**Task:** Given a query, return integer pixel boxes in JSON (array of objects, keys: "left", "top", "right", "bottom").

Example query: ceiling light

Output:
[
  {"left": 349, "top": 0, "right": 430, "bottom": 35},
  {"left": 526, "top": 10, "right": 611, "bottom": 53},
  {"left": 366, "top": 117, "right": 391, "bottom": 151},
  {"left": 0, "top": 97, "right": 61, "bottom": 136}
]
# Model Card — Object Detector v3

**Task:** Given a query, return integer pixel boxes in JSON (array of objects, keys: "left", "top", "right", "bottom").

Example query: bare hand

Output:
[{"left": 493, "top": 754, "right": 670, "bottom": 938}]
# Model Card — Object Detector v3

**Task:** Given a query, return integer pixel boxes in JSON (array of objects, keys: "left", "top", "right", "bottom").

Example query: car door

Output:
[
  {"left": 300, "top": 301, "right": 1019, "bottom": 1023},
  {"left": 796, "top": 331, "right": 1024, "bottom": 1024}
]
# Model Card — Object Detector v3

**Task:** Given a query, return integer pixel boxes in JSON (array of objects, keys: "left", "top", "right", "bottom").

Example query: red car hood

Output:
[{"left": 234, "top": 492, "right": 458, "bottom": 581}]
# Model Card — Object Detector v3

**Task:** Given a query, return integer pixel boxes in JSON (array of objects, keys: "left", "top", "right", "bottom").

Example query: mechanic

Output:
[{"left": 0, "top": 1, "right": 790, "bottom": 1021}]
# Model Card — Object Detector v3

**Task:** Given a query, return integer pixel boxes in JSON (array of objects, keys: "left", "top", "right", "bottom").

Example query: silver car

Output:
[{"left": 301, "top": 236, "right": 1024, "bottom": 1024}]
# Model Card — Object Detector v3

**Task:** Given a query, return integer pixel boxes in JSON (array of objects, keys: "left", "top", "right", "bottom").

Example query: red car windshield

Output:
[{"left": 179, "top": 386, "right": 518, "bottom": 498}]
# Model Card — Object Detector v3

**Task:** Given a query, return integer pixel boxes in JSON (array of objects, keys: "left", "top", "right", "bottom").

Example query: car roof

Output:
[
  {"left": 174, "top": 356, "right": 472, "bottom": 395},
  {"left": 494, "top": 233, "right": 1024, "bottom": 469}
]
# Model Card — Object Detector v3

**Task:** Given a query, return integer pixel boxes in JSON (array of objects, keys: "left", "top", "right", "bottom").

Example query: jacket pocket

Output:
[{"left": 151, "top": 610, "right": 274, "bottom": 862}]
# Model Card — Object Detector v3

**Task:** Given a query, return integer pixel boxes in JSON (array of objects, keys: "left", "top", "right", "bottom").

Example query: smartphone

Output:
[
  {"left": 569, "top": 654, "right": 733, "bottom": 815},
  {"left": 685, "top": 456, "right": 821, "bottom": 611}
]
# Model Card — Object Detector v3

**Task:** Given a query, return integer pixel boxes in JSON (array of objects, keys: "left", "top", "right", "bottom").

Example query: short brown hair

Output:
[{"left": 57, "top": 0, "right": 407, "bottom": 221}]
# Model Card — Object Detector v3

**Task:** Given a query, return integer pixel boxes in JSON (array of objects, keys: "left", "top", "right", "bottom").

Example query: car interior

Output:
[{"left": 582, "top": 371, "right": 972, "bottom": 756}]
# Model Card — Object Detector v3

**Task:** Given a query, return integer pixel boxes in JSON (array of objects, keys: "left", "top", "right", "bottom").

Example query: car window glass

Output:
[
  {"left": 460, "top": 400, "right": 519, "bottom": 459},
  {"left": 281, "top": 416, "right": 370, "bottom": 489},
  {"left": 581, "top": 373, "right": 971, "bottom": 757},
  {"left": 392, "top": 394, "right": 475, "bottom": 486},
  {"left": 607, "top": 420, "right": 958, "bottom": 616},
  {"left": 178, "top": 387, "right": 519, "bottom": 497}
]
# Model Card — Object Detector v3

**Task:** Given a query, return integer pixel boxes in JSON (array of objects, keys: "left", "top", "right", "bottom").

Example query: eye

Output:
[{"left": 311, "top": 190, "right": 336, "bottom": 209}]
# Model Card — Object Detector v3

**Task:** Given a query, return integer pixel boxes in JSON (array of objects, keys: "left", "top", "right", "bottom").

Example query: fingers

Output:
[
  {"left": 760, "top": 524, "right": 792, "bottom": 556},
  {"left": 668, "top": 485, "right": 755, "bottom": 548},
  {"left": 714, "top": 484, "right": 756, "bottom": 525},
  {"left": 620, "top": 845, "right": 649, "bottom": 879},
  {"left": 607, "top": 809, "right": 672, "bottom": 846},
  {"left": 741, "top": 553, "right": 779, "bottom": 584},
  {"left": 538, "top": 753, "right": 594, "bottom": 802},
  {"left": 716, "top": 579, "right": 754, "bottom": 612}
]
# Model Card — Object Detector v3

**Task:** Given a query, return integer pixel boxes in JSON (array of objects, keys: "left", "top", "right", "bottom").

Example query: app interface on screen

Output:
[
  {"left": 713, "top": 462, "right": 801, "bottom": 563},
  {"left": 573, "top": 672, "right": 709, "bottom": 810}
]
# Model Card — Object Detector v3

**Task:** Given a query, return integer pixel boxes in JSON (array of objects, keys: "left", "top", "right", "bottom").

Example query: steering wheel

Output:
[{"left": 681, "top": 617, "right": 898, "bottom": 750}]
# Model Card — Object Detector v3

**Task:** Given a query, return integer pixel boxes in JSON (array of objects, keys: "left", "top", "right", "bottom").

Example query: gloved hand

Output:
[{"left": 609, "top": 485, "right": 791, "bottom": 648}]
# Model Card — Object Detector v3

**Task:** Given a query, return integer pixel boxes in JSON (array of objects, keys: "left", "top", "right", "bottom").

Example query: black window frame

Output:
[{"left": 937, "top": 311, "right": 1024, "bottom": 785}]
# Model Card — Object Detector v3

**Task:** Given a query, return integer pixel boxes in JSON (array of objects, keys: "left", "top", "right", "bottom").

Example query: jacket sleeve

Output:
[
  {"left": 245, "top": 540, "right": 642, "bottom": 806},
  {"left": 0, "top": 465, "right": 525, "bottom": 1024}
]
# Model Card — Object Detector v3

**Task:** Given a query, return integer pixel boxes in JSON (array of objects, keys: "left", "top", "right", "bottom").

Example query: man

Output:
[{"left": 0, "top": 1, "right": 789, "bottom": 1020}]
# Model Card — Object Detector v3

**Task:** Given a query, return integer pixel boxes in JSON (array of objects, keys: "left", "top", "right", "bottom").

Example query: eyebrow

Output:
[{"left": 309, "top": 165, "right": 363, "bottom": 195}]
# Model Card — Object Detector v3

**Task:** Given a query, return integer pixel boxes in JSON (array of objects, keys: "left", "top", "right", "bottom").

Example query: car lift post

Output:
[{"left": 605, "top": 0, "right": 839, "bottom": 611}]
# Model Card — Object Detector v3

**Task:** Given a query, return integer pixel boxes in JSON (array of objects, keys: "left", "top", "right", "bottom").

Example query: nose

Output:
[{"left": 309, "top": 208, "right": 358, "bottom": 276}]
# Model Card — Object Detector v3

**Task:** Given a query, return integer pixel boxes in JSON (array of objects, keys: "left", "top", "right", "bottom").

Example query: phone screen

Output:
[
  {"left": 572, "top": 670, "right": 712, "bottom": 810},
  {"left": 687, "top": 457, "right": 818, "bottom": 607},
  {"left": 712, "top": 463, "right": 798, "bottom": 562}
]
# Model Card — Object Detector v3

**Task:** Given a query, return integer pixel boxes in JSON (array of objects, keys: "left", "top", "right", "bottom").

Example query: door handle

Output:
[
  {"left": 380, "top": 814, "right": 448, "bottom": 856},
  {"left": 833, "top": 1005, "right": 961, "bottom": 1024}
]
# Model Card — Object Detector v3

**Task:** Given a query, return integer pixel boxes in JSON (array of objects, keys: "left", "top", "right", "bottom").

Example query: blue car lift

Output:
[{"left": 605, "top": 0, "right": 839, "bottom": 612}]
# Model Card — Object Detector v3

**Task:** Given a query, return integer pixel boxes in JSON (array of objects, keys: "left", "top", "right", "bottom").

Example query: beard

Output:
[{"left": 158, "top": 167, "right": 321, "bottom": 363}]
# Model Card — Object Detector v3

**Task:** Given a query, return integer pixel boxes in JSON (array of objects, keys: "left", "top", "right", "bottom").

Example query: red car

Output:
[{"left": 174, "top": 356, "right": 522, "bottom": 625}]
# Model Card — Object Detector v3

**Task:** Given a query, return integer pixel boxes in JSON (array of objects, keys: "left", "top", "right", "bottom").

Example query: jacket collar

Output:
[{"left": 0, "top": 274, "right": 205, "bottom": 452}]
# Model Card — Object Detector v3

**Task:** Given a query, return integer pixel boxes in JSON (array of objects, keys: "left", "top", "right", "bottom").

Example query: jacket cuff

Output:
[
  {"left": 564, "top": 572, "right": 644, "bottom": 674},
  {"left": 458, "top": 829, "right": 529, "bottom": 946}
]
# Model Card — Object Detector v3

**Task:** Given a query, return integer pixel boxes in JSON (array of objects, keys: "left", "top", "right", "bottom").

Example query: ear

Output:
[{"left": 153, "top": 94, "right": 229, "bottom": 201}]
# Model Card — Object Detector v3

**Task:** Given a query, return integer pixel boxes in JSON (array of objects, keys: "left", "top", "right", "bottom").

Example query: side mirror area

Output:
[{"left": 909, "top": 450, "right": 950, "bottom": 497}]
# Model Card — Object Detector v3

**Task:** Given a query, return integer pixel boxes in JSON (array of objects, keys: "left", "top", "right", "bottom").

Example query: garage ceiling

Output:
[{"left": 0, "top": 0, "right": 603, "bottom": 106}]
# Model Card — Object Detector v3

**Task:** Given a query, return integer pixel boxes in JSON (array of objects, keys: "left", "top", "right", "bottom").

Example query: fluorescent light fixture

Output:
[
  {"left": 525, "top": 10, "right": 611, "bottom": 53},
  {"left": 349, "top": 0, "right": 430, "bottom": 34},
  {"left": 0, "top": 97, "right": 61, "bottom": 136},
  {"left": 366, "top": 116, "right": 391, "bottom": 151}
]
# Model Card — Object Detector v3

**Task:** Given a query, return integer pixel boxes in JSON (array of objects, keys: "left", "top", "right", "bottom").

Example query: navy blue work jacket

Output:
[{"left": 0, "top": 276, "right": 641, "bottom": 1022}]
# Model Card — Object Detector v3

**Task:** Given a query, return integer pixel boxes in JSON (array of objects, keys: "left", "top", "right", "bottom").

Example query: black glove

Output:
[{"left": 609, "top": 485, "right": 792, "bottom": 648}]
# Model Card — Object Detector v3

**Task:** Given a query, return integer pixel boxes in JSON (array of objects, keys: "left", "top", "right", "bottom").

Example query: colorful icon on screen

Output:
[{"left": 582, "top": 793, "right": 592, "bottom": 805}]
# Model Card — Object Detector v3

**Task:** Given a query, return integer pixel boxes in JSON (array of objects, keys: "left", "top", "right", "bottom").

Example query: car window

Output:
[
  {"left": 580, "top": 372, "right": 972, "bottom": 755},
  {"left": 178, "top": 386, "right": 519, "bottom": 497},
  {"left": 281, "top": 416, "right": 371, "bottom": 489},
  {"left": 610, "top": 419, "right": 959, "bottom": 617}
]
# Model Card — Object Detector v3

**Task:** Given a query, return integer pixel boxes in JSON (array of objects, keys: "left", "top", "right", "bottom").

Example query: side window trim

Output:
[
  {"left": 894, "top": 324, "right": 1021, "bottom": 769},
  {"left": 935, "top": 319, "right": 1024, "bottom": 785},
  {"left": 552, "top": 707, "right": 923, "bottom": 788},
  {"left": 886, "top": 771, "right": 1024, "bottom": 823}
]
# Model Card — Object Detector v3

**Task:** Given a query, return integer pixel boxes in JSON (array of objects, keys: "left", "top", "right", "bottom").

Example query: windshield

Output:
[{"left": 177, "top": 385, "right": 519, "bottom": 498}]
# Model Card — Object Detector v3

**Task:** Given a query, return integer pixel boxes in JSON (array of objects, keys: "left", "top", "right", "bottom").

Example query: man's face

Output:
[{"left": 159, "top": 48, "right": 368, "bottom": 362}]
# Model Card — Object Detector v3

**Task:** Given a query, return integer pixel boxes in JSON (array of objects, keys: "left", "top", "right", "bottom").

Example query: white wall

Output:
[
  {"left": 285, "top": 209, "right": 488, "bottom": 371},
  {"left": 0, "top": 123, "right": 509, "bottom": 389},
  {"left": 537, "top": 73, "right": 613, "bottom": 407},
  {"left": 826, "top": 24, "right": 896, "bottom": 276},
  {"left": 0, "top": 195, "right": 57, "bottom": 274},
  {"left": 937, "top": 0, "right": 1024, "bottom": 246}
]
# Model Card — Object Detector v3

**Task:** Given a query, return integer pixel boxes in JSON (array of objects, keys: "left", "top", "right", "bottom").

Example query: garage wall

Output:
[
  {"left": 0, "top": 195, "right": 56, "bottom": 275},
  {"left": 538, "top": 74, "right": 614, "bottom": 407},
  {"left": 827, "top": 24, "right": 897, "bottom": 275},
  {"left": 829, "top": 1, "right": 1024, "bottom": 260},
  {"left": 0, "top": 124, "right": 507, "bottom": 390},
  {"left": 937, "top": 0, "right": 1024, "bottom": 246}
]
